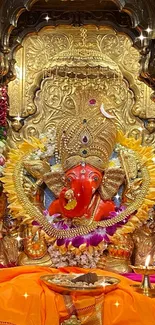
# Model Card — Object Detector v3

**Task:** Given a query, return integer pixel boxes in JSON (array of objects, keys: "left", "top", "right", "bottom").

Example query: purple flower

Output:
[
  {"left": 109, "top": 211, "right": 117, "bottom": 218},
  {"left": 32, "top": 220, "right": 40, "bottom": 226},
  {"left": 58, "top": 222, "right": 69, "bottom": 230},
  {"left": 43, "top": 209, "right": 49, "bottom": 216},
  {"left": 72, "top": 236, "right": 85, "bottom": 248},
  {"left": 89, "top": 233, "right": 103, "bottom": 246},
  {"left": 52, "top": 220, "right": 69, "bottom": 230},
  {"left": 115, "top": 206, "right": 126, "bottom": 213},
  {"left": 57, "top": 238, "right": 65, "bottom": 246},
  {"left": 106, "top": 225, "right": 117, "bottom": 236},
  {"left": 51, "top": 213, "right": 61, "bottom": 218}
]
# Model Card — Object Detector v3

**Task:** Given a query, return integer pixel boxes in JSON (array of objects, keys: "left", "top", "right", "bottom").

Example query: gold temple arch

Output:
[
  {"left": 2, "top": 21, "right": 155, "bottom": 277},
  {"left": 8, "top": 25, "right": 155, "bottom": 147}
]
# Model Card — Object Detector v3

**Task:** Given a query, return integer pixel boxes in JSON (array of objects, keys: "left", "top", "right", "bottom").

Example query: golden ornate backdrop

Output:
[{"left": 8, "top": 25, "right": 155, "bottom": 146}]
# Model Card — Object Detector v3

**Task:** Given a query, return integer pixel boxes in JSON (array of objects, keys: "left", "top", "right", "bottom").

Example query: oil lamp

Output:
[{"left": 130, "top": 255, "right": 155, "bottom": 297}]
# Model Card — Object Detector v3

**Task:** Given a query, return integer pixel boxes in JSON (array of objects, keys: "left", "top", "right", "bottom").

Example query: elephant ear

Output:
[
  {"left": 99, "top": 167, "right": 125, "bottom": 200},
  {"left": 43, "top": 164, "right": 65, "bottom": 198}
]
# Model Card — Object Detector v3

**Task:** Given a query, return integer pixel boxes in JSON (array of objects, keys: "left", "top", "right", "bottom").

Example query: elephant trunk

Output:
[{"left": 59, "top": 181, "right": 93, "bottom": 218}]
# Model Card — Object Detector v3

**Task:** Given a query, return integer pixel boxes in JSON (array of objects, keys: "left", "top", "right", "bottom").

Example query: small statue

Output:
[
  {"left": 0, "top": 192, "right": 19, "bottom": 267},
  {"left": 102, "top": 234, "right": 134, "bottom": 273},
  {"left": 133, "top": 205, "right": 155, "bottom": 266},
  {"left": 18, "top": 225, "right": 52, "bottom": 267}
]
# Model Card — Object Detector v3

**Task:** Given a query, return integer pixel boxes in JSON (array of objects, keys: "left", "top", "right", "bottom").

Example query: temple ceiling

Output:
[{"left": 0, "top": 0, "right": 155, "bottom": 95}]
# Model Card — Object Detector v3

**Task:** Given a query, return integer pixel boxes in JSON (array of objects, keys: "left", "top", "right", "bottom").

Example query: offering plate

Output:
[{"left": 40, "top": 273, "right": 120, "bottom": 296}]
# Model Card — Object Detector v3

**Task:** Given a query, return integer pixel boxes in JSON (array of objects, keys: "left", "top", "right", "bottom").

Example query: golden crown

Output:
[{"left": 56, "top": 99, "right": 117, "bottom": 171}]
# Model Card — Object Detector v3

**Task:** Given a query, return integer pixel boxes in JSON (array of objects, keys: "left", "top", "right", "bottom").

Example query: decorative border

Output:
[{"left": 0, "top": 85, "right": 8, "bottom": 189}]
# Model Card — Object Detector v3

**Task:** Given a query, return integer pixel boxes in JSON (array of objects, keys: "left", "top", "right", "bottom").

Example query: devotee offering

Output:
[
  {"left": 40, "top": 272, "right": 120, "bottom": 295},
  {"left": 71, "top": 272, "right": 98, "bottom": 284}
]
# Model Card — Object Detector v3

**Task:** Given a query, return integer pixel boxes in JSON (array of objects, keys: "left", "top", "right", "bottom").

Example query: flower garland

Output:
[
  {"left": 47, "top": 207, "right": 130, "bottom": 268},
  {"left": 3, "top": 131, "right": 155, "bottom": 233},
  {"left": 0, "top": 85, "right": 8, "bottom": 262},
  {"left": 0, "top": 85, "right": 8, "bottom": 190}
]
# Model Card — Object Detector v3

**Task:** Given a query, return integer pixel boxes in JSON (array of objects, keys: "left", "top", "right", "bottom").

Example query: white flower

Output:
[
  {"left": 0, "top": 165, "right": 4, "bottom": 175},
  {"left": 0, "top": 141, "right": 6, "bottom": 149}
]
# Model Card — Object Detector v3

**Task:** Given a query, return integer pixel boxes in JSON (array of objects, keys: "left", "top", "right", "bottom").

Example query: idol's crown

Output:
[{"left": 56, "top": 104, "right": 117, "bottom": 171}]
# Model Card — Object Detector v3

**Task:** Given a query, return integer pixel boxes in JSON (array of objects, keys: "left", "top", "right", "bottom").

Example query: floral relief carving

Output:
[{"left": 8, "top": 26, "right": 155, "bottom": 146}]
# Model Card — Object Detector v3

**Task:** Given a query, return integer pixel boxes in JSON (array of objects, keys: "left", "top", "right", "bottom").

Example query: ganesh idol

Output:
[{"left": 2, "top": 95, "right": 155, "bottom": 273}]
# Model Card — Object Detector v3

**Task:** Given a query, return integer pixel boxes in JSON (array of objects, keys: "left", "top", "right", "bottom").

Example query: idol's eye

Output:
[
  {"left": 93, "top": 175, "right": 99, "bottom": 182},
  {"left": 66, "top": 176, "right": 72, "bottom": 183}
]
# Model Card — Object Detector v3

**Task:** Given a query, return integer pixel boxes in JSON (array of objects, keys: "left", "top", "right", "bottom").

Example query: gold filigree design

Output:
[
  {"left": 43, "top": 164, "right": 64, "bottom": 197},
  {"left": 24, "top": 159, "right": 51, "bottom": 179},
  {"left": 22, "top": 226, "right": 47, "bottom": 259},
  {"left": 2, "top": 132, "right": 155, "bottom": 239},
  {"left": 56, "top": 108, "right": 117, "bottom": 171},
  {"left": 8, "top": 26, "right": 155, "bottom": 147},
  {"left": 112, "top": 132, "right": 155, "bottom": 239},
  {"left": 99, "top": 167, "right": 125, "bottom": 200},
  {"left": 9, "top": 47, "right": 24, "bottom": 117},
  {"left": 18, "top": 251, "right": 52, "bottom": 267},
  {"left": 0, "top": 236, "right": 18, "bottom": 266}
]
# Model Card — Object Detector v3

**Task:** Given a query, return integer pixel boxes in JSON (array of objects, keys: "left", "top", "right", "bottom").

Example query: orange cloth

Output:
[{"left": 0, "top": 266, "right": 154, "bottom": 325}]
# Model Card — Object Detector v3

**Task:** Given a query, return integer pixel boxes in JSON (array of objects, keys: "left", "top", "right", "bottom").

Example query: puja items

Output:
[
  {"left": 41, "top": 272, "right": 120, "bottom": 325},
  {"left": 40, "top": 272, "right": 120, "bottom": 295},
  {"left": 130, "top": 255, "right": 155, "bottom": 297}
]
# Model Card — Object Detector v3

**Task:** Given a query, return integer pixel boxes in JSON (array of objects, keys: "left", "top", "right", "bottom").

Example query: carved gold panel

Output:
[{"left": 8, "top": 25, "right": 155, "bottom": 146}]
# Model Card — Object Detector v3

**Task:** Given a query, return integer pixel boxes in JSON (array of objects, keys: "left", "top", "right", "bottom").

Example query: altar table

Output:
[{"left": 0, "top": 266, "right": 155, "bottom": 325}]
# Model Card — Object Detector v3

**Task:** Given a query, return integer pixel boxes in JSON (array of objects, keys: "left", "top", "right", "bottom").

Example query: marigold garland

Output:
[
  {"left": 2, "top": 130, "right": 155, "bottom": 239},
  {"left": 0, "top": 85, "right": 8, "bottom": 193},
  {"left": 112, "top": 131, "right": 155, "bottom": 240}
]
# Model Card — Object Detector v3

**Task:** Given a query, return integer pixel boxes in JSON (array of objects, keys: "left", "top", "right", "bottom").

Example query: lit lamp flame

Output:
[{"left": 145, "top": 254, "right": 151, "bottom": 268}]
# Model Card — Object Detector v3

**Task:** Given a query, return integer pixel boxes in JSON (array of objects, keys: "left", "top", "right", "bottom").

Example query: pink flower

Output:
[{"left": 0, "top": 155, "right": 5, "bottom": 166}]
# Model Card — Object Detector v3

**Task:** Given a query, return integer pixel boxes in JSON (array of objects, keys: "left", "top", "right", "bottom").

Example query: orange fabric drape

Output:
[{"left": 0, "top": 266, "right": 155, "bottom": 325}]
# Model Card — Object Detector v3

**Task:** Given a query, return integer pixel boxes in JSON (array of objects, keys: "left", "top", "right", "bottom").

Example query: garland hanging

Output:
[
  {"left": 0, "top": 85, "right": 8, "bottom": 193},
  {"left": 2, "top": 131, "right": 155, "bottom": 239}
]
